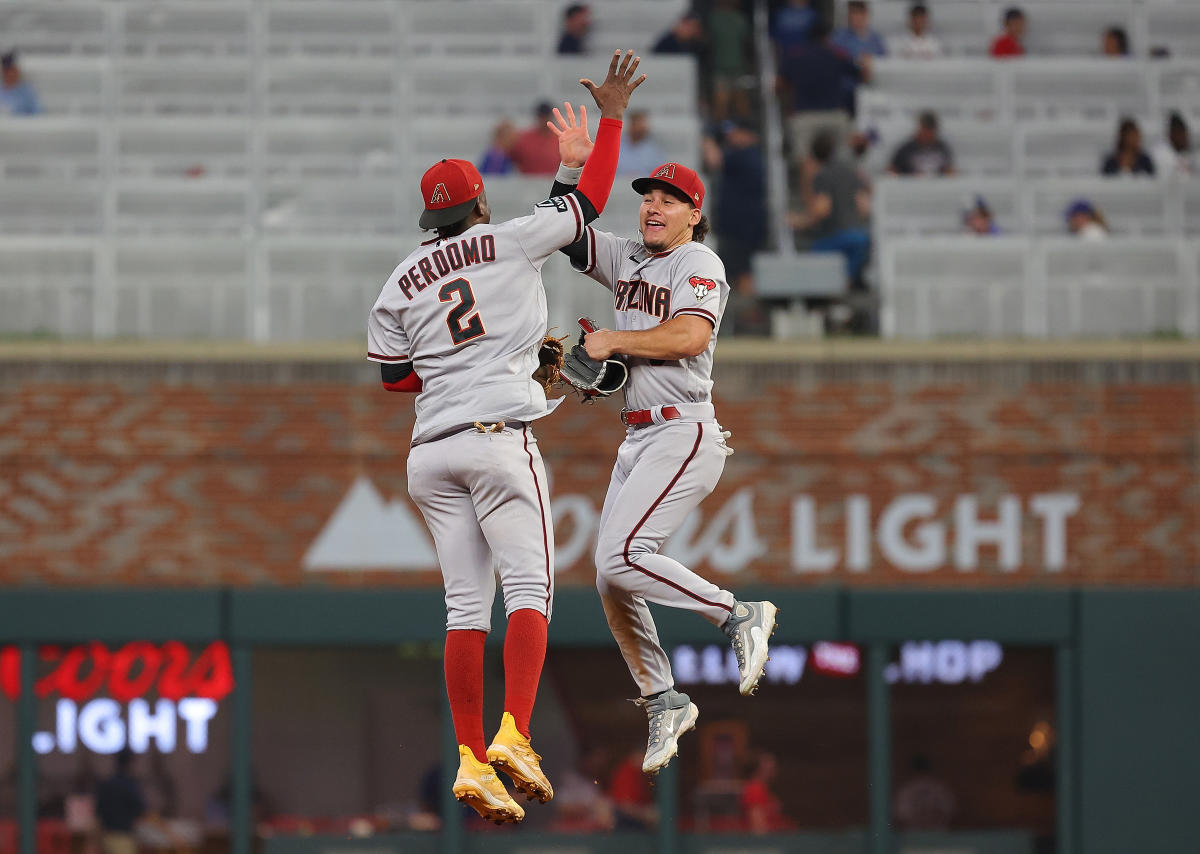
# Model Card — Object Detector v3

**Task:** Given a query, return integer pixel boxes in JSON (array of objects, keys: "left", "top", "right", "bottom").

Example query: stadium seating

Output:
[
  {"left": 0, "top": 118, "right": 101, "bottom": 180},
  {"left": 116, "top": 117, "right": 252, "bottom": 180}
]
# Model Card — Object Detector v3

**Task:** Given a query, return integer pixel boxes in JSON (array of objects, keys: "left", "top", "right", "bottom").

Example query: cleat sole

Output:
[{"left": 488, "top": 753, "right": 554, "bottom": 804}]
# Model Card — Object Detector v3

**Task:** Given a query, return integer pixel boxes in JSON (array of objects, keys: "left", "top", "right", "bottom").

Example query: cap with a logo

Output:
[
  {"left": 631, "top": 162, "right": 705, "bottom": 209},
  {"left": 419, "top": 159, "right": 484, "bottom": 230}
]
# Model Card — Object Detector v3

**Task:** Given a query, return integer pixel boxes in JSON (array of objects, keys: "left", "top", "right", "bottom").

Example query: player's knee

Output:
[{"left": 594, "top": 535, "right": 625, "bottom": 582}]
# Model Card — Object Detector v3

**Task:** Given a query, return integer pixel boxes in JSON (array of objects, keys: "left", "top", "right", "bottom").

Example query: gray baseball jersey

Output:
[
  {"left": 367, "top": 192, "right": 587, "bottom": 630},
  {"left": 569, "top": 227, "right": 738, "bottom": 697},
  {"left": 368, "top": 192, "right": 586, "bottom": 444},
  {"left": 572, "top": 228, "right": 729, "bottom": 411}
]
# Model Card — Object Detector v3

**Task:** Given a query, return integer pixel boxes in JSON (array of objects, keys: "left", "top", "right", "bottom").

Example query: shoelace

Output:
[{"left": 633, "top": 697, "right": 665, "bottom": 748}]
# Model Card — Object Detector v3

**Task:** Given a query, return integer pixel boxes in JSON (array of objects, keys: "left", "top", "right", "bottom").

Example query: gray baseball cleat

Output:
[
  {"left": 633, "top": 689, "right": 699, "bottom": 775},
  {"left": 723, "top": 600, "right": 779, "bottom": 696}
]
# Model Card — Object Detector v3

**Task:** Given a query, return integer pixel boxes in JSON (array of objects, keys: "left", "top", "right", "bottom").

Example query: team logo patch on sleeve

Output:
[{"left": 689, "top": 276, "right": 717, "bottom": 301}]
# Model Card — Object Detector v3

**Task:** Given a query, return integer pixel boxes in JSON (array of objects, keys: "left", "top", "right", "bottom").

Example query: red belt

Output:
[{"left": 621, "top": 406, "right": 680, "bottom": 427}]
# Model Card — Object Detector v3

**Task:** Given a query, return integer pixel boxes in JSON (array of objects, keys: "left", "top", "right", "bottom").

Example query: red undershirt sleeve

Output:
[{"left": 575, "top": 117, "right": 623, "bottom": 216}]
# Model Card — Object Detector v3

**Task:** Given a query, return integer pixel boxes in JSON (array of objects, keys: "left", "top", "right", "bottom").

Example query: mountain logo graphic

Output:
[{"left": 303, "top": 476, "right": 437, "bottom": 571}]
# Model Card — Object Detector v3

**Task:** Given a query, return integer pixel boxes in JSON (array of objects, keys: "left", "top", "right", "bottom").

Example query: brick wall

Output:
[{"left": 1, "top": 356, "right": 1196, "bottom": 587}]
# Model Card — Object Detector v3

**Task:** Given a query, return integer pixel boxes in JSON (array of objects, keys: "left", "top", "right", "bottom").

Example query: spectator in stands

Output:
[
  {"left": 989, "top": 7, "right": 1027, "bottom": 59},
  {"left": 96, "top": 749, "right": 145, "bottom": 854},
  {"left": 653, "top": 12, "right": 705, "bottom": 58},
  {"left": 609, "top": 748, "right": 657, "bottom": 830},
  {"left": 1065, "top": 199, "right": 1109, "bottom": 241},
  {"left": 962, "top": 195, "right": 1000, "bottom": 235},
  {"left": 616, "top": 110, "right": 666, "bottom": 177},
  {"left": 708, "top": 0, "right": 754, "bottom": 121},
  {"left": 791, "top": 130, "right": 871, "bottom": 287},
  {"left": 1101, "top": 117, "right": 1155, "bottom": 176},
  {"left": 0, "top": 50, "right": 39, "bottom": 116},
  {"left": 771, "top": 0, "right": 818, "bottom": 55},
  {"left": 1152, "top": 112, "right": 1195, "bottom": 178},
  {"left": 509, "top": 101, "right": 562, "bottom": 175},
  {"left": 740, "top": 752, "right": 792, "bottom": 834},
  {"left": 557, "top": 4, "right": 591, "bottom": 55},
  {"left": 1102, "top": 26, "right": 1130, "bottom": 57},
  {"left": 551, "top": 746, "right": 615, "bottom": 833},
  {"left": 703, "top": 118, "right": 767, "bottom": 294},
  {"left": 894, "top": 755, "right": 957, "bottom": 831},
  {"left": 778, "top": 20, "right": 860, "bottom": 167},
  {"left": 889, "top": 4, "right": 944, "bottom": 60},
  {"left": 478, "top": 119, "right": 516, "bottom": 175},
  {"left": 889, "top": 111, "right": 955, "bottom": 176},
  {"left": 833, "top": 1, "right": 887, "bottom": 66}
]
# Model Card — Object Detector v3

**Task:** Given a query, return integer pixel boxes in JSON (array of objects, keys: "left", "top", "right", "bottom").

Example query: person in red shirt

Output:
[
  {"left": 989, "top": 7, "right": 1026, "bottom": 58},
  {"left": 739, "top": 752, "right": 793, "bottom": 834},
  {"left": 608, "top": 749, "right": 658, "bottom": 830},
  {"left": 509, "top": 101, "right": 564, "bottom": 175}
]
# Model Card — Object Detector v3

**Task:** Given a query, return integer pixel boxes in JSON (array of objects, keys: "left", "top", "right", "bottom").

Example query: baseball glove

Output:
[
  {"left": 560, "top": 317, "right": 629, "bottom": 400},
  {"left": 533, "top": 333, "right": 567, "bottom": 394}
]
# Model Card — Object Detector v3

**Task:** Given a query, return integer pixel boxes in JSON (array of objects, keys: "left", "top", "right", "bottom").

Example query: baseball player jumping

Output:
[
  {"left": 366, "top": 51, "right": 646, "bottom": 823},
  {"left": 546, "top": 120, "right": 779, "bottom": 774}
]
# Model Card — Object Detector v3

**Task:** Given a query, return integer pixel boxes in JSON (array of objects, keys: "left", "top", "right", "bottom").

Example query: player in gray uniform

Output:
[
  {"left": 366, "top": 51, "right": 645, "bottom": 822},
  {"left": 550, "top": 159, "right": 779, "bottom": 775}
]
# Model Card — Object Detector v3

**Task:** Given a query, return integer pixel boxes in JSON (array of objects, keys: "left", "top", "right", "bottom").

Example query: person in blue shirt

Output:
[
  {"left": 0, "top": 51, "right": 40, "bottom": 116},
  {"left": 771, "top": 0, "right": 818, "bottom": 54},
  {"left": 832, "top": 1, "right": 887, "bottom": 61}
]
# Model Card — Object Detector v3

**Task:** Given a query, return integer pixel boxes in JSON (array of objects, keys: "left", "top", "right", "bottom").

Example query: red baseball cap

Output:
[
  {"left": 632, "top": 162, "right": 705, "bottom": 209},
  {"left": 419, "top": 158, "right": 485, "bottom": 229}
]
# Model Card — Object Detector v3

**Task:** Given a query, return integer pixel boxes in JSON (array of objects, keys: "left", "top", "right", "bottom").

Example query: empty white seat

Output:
[
  {"left": 0, "top": 181, "right": 103, "bottom": 235},
  {"left": 0, "top": 237, "right": 98, "bottom": 337},
  {"left": 1179, "top": 183, "right": 1200, "bottom": 236},
  {"left": 1041, "top": 238, "right": 1194, "bottom": 337},
  {"left": 0, "top": 119, "right": 101, "bottom": 180},
  {"left": 588, "top": 0, "right": 690, "bottom": 53},
  {"left": 1022, "top": 4, "right": 1139, "bottom": 56},
  {"left": 404, "top": 2, "right": 548, "bottom": 57},
  {"left": 1146, "top": 3, "right": 1200, "bottom": 59},
  {"left": 753, "top": 253, "right": 847, "bottom": 299},
  {"left": 1157, "top": 61, "right": 1200, "bottom": 112},
  {"left": 116, "top": 118, "right": 251, "bottom": 179},
  {"left": 864, "top": 60, "right": 1003, "bottom": 122},
  {"left": 1030, "top": 178, "right": 1176, "bottom": 237},
  {"left": 407, "top": 59, "right": 545, "bottom": 118},
  {"left": 265, "top": 1, "right": 399, "bottom": 57},
  {"left": 473, "top": 176, "right": 558, "bottom": 223},
  {"left": 874, "top": 177, "right": 1023, "bottom": 237},
  {"left": 118, "top": 59, "right": 252, "bottom": 115},
  {"left": 881, "top": 236, "right": 1033, "bottom": 338},
  {"left": 21, "top": 57, "right": 107, "bottom": 116},
  {"left": 1010, "top": 61, "right": 1152, "bottom": 121},
  {"left": 264, "top": 58, "right": 395, "bottom": 116},
  {"left": 545, "top": 55, "right": 698, "bottom": 117},
  {"left": 119, "top": 3, "right": 251, "bottom": 57},
  {"left": 643, "top": 114, "right": 703, "bottom": 166},
  {"left": 265, "top": 119, "right": 400, "bottom": 179},
  {"left": 262, "top": 180, "right": 400, "bottom": 236},
  {"left": 1018, "top": 121, "right": 1118, "bottom": 177},
  {"left": 113, "top": 240, "right": 252, "bottom": 338},
  {"left": 0, "top": 3, "right": 107, "bottom": 56},
  {"left": 263, "top": 237, "right": 410, "bottom": 341},
  {"left": 408, "top": 116, "right": 496, "bottom": 172},
  {"left": 114, "top": 181, "right": 250, "bottom": 236}
]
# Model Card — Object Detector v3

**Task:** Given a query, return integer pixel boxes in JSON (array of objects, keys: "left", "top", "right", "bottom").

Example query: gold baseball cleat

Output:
[
  {"left": 452, "top": 744, "right": 525, "bottom": 824},
  {"left": 487, "top": 712, "right": 555, "bottom": 803}
]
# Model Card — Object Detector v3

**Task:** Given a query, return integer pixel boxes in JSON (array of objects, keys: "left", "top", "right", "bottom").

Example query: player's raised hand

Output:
[
  {"left": 580, "top": 49, "right": 647, "bottom": 120},
  {"left": 547, "top": 102, "right": 593, "bottom": 169}
]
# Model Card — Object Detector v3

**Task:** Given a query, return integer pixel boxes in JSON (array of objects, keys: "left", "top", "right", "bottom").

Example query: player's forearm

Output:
[
  {"left": 575, "top": 117, "right": 622, "bottom": 216},
  {"left": 599, "top": 321, "right": 709, "bottom": 361}
]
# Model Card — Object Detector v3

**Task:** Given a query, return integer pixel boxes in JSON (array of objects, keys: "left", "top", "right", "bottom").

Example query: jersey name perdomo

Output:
[
  {"left": 396, "top": 235, "right": 497, "bottom": 301},
  {"left": 614, "top": 278, "right": 671, "bottom": 322}
]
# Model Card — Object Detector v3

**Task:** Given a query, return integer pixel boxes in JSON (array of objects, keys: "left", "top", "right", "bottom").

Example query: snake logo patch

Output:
[{"left": 690, "top": 276, "right": 717, "bottom": 301}]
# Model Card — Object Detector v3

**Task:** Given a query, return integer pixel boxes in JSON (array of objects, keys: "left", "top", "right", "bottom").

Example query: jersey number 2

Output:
[{"left": 438, "top": 278, "right": 485, "bottom": 346}]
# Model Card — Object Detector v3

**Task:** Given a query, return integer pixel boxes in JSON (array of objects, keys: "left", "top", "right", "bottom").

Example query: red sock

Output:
[
  {"left": 444, "top": 629, "right": 487, "bottom": 763},
  {"left": 503, "top": 609, "right": 548, "bottom": 739}
]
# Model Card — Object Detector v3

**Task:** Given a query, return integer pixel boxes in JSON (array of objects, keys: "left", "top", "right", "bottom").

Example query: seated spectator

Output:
[
  {"left": 832, "top": 1, "right": 887, "bottom": 65},
  {"left": 616, "top": 110, "right": 666, "bottom": 177},
  {"left": 740, "top": 753, "right": 793, "bottom": 834},
  {"left": 703, "top": 118, "right": 766, "bottom": 294},
  {"left": 551, "top": 747, "right": 614, "bottom": 833},
  {"left": 778, "top": 20, "right": 860, "bottom": 167},
  {"left": 478, "top": 119, "right": 516, "bottom": 175},
  {"left": 0, "top": 50, "right": 40, "bottom": 116},
  {"left": 708, "top": 0, "right": 753, "bottom": 121},
  {"left": 989, "top": 7, "right": 1026, "bottom": 58},
  {"left": 791, "top": 130, "right": 871, "bottom": 287},
  {"left": 653, "top": 12, "right": 704, "bottom": 57},
  {"left": 1152, "top": 112, "right": 1195, "bottom": 177},
  {"left": 771, "top": 0, "right": 817, "bottom": 55},
  {"left": 557, "top": 4, "right": 591, "bottom": 55},
  {"left": 608, "top": 749, "right": 656, "bottom": 831},
  {"left": 1065, "top": 199, "right": 1109, "bottom": 241},
  {"left": 889, "top": 4, "right": 944, "bottom": 60},
  {"left": 509, "top": 101, "right": 562, "bottom": 175},
  {"left": 1102, "top": 26, "right": 1130, "bottom": 57},
  {"left": 889, "top": 111, "right": 954, "bottom": 176},
  {"left": 1101, "top": 117, "right": 1155, "bottom": 176},
  {"left": 962, "top": 195, "right": 1000, "bottom": 235}
]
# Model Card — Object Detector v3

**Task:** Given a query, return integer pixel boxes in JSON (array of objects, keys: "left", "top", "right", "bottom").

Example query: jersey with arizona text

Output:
[
  {"left": 572, "top": 226, "right": 728, "bottom": 412},
  {"left": 368, "top": 193, "right": 587, "bottom": 444}
]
